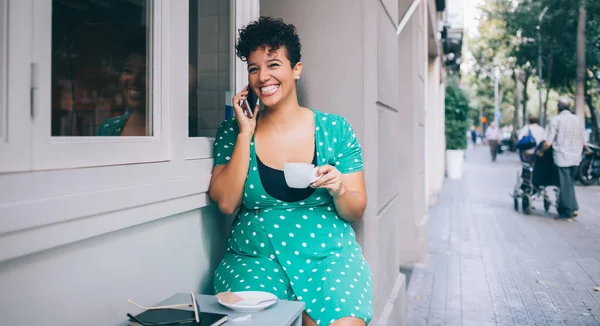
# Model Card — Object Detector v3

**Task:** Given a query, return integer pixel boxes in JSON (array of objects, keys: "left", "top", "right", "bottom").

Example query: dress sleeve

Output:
[
  {"left": 213, "top": 118, "right": 240, "bottom": 167},
  {"left": 335, "top": 116, "right": 364, "bottom": 174}
]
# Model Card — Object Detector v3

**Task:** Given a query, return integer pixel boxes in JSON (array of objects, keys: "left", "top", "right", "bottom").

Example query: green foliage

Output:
[
  {"left": 494, "top": 0, "right": 600, "bottom": 93},
  {"left": 463, "top": 73, "right": 515, "bottom": 127},
  {"left": 466, "top": 0, "right": 600, "bottom": 139},
  {"left": 469, "top": 1, "right": 517, "bottom": 78},
  {"left": 464, "top": 0, "right": 519, "bottom": 128},
  {"left": 445, "top": 79, "right": 470, "bottom": 150}
]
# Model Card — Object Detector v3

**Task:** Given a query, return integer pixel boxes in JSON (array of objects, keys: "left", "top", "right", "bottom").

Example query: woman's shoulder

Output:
[
  {"left": 97, "top": 114, "right": 129, "bottom": 136},
  {"left": 311, "top": 109, "right": 352, "bottom": 129},
  {"left": 102, "top": 114, "right": 129, "bottom": 125},
  {"left": 216, "top": 116, "right": 240, "bottom": 136}
]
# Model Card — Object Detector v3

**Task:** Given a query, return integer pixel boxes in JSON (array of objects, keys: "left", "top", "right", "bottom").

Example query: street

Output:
[{"left": 406, "top": 146, "right": 600, "bottom": 326}]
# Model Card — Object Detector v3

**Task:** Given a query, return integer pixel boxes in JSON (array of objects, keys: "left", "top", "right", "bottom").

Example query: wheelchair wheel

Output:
[
  {"left": 522, "top": 195, "right": 532, "bottom": 215},
  {"left": 513, "top": 196, "right": 519, "bottom": 212},
  {"left": 544, "top": 197, "right": 551, "bottom": 212}
]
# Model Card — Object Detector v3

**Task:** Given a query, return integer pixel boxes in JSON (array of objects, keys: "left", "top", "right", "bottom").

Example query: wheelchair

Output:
[{"left": 511, "top": 143, "right": 559, "bottom": 215}]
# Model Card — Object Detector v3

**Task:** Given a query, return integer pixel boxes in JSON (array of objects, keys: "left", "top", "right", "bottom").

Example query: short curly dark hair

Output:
[{"left": 235, "top": 16, "right": 301, "bottom": 68}]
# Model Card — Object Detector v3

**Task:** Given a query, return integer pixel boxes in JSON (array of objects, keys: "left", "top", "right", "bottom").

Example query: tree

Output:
[
  {"left": 576, "top": 0, "right": 587, "bottom": 120},
  {"left": 586, "top": 70, "right": 599, "bottom": 142},
  {"left": 542, "top": 0, "right": 600, "bottom": 141},
  {"left": 468, "top": 0, "right": 600, "bottom": 143},
  {"left": 464, "top": 0, "right": 517, "bottom": 131},
  {"left": 512, "top": 70, "right": 521, "bottom": 145},
  {"left": 500, "top": 0, "right": 545, "bottom": 124}
]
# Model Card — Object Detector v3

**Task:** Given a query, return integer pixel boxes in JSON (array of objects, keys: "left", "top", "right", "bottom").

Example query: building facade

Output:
[{"left": 0, "top": 0, "right": 451, "bottom": 325}]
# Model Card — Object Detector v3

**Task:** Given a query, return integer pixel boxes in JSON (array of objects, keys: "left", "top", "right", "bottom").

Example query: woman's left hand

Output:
[{"left": 310, "top": 164, "right": 346, "bottom": 197}]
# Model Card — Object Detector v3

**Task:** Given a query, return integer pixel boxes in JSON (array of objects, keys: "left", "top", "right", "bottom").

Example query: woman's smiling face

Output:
[
  {"left": 120, "top": 53, "right": 146, "bottom": 110},
  {"left": 247, "top": 45, "right": 302, "bottom": 108}
]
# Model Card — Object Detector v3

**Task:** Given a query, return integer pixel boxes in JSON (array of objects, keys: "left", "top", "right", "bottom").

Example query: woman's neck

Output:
[
  {"left": 260, "top": 94, "right": 304, "bottom": 130},
  {"left": 128, "top": 110, "right": 146, "bottom": 126}
]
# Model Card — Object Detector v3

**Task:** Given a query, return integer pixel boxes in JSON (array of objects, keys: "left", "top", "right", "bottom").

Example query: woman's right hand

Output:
[{"left": 232, "top": 86, "right": 259, "bottom": 137}]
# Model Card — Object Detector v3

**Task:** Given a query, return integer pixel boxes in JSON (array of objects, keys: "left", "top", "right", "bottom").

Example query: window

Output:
[
  {"left": 188, "top": 0, "right": 231, "bottom": 138},
  {"left": 0, "top": 0, "right": 33, "bottom": 172},
  {"left": 184, "top": 0, "right": 259, "bottom": 159},
  {"left": 3, "top": 0, "right": 254, "bottom": 169},
  {"left": 51, "top": 0, "right": 152, "bottom": 137},
  {"left": 29, "top": 0, "right": 169, "bottom": 170}
]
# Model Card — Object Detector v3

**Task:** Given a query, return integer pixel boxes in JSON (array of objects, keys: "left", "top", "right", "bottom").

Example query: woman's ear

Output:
[{"left": 293, "top": 62, "right": 303, "bottom": 80}]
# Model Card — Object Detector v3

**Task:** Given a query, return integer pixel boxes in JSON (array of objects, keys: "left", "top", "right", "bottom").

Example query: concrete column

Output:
[
  {"left": 426, "top": 57, "right": 444, "bottom": 205},
  {"left": 396, "top": 0, "right": 427, "bottom": 266},
  {"left": 373, "top": 0, "right": 405, "bottom": 323}
]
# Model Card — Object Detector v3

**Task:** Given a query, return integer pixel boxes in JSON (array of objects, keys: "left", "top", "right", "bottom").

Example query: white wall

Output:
[
  {"left": 425, "top": 57, "right": 446, "bottom": 206},
  {"left": 0, "top": 207, "right": 229, "bottom": 325}
]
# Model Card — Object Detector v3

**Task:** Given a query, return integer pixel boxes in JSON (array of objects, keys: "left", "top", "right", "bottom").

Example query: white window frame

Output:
[
  {"left": 29, "top": 0, "right": 170, "bottom": 170},
  {"left": 0, "top": 0, "right": 33, "bottom": 172},
  {"left": 184, "top": 0, "right": 259, "bottom": 160},
  {"left": 233, "top": 0, "right": 260, "bottom": 94}
]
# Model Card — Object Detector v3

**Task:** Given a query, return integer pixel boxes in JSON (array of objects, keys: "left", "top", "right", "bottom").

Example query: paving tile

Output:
[
  {"left": 406, "top": 149, "right": 600, "bottom": 326},
  {"left": 462, "top": 320, "right": 497, "bottom": 326}
]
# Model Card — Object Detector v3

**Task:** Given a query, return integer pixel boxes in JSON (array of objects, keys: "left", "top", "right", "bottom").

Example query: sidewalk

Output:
[{"left": 406, "top": 146, "right": 600, "bottom": 326}]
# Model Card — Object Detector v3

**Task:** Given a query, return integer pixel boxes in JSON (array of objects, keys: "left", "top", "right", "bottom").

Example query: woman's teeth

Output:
[
  {"left": 128, "top": 89, "right": 141, "bottom": 98},
  {"left": 261, "top": 85, "right": 279, "bottom": 94}
]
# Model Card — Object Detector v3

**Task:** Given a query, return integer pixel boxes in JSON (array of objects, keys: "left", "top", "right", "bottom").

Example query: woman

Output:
[
  {"left": 209, "top": 17, "right": 373, "bottom": 326},
  {"left": 97, "top": 28, "right": 148, "bottom": 136},
  {"left": 518, "top": 116, "right": 546, "bottom": 155}
]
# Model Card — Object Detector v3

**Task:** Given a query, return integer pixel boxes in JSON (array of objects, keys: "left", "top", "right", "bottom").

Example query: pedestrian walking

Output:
[
  {"left": 537, "top": 97, "right": 587, "bottom": 219},
  {"left": 485, "top": 122, "right": 501, "bottom": 162},
  {"left": 470, "top": 126, "right": 477, "bottom": 148}
]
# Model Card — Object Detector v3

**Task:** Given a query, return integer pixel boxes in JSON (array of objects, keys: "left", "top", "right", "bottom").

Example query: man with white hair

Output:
[
  {"left": 485, "top": 121, "right": 501, "bottom": 162},
  {"left": 538, "top": 96, "right": 587, "bottom": 219}
]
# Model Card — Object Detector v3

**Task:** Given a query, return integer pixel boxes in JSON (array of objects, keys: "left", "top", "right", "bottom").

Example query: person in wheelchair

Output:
[
  {"left": 514, "top": 121, "right": 559, "bottom": 214},
  {"left": 518, "top": 142, "right": 558, "bottom": 193},
  {"left": 516, "top": 115, "right": 554, "bottom": 194},
  {"left": 518, "top": 116, "right": 546, "bottom": 156}
]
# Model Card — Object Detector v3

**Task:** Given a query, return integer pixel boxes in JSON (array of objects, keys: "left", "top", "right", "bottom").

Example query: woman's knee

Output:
[
  {"left": 330, "top": 317, "right": 366, "bottom": 326},
  {"left": 302, "top": 311, "right": 318, "bottom": 326}
]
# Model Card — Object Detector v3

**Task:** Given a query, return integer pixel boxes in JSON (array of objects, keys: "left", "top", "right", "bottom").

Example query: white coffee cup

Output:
[{"left": 283, "top": 163, "right": 321, "bottom": 189}]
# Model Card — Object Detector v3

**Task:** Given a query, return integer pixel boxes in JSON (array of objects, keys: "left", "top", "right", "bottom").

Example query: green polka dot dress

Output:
[
  {"left": 96, "top": 113, "right": 130, "bottom": 136},
  {"left": 213, "top": 109, "right": 373, "bottom": 325}
]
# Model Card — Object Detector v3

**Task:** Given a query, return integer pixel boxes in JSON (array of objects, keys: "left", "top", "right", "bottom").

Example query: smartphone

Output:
[{"left": 242, "top": 85, "right": 259, "bottom": 118}]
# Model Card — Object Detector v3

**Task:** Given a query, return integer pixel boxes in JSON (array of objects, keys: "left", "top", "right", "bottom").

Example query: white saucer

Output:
[{"left": 217, "top": 291, "right": 278, "bottom": 313}]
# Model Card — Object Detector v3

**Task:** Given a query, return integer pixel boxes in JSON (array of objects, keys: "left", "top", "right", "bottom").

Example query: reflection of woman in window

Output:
[
  {"left": 97, "top": 28, "right": 147, "bottom": 136},
  {"left": 209, "top": 17, "right": 372, "bottom": 326}
]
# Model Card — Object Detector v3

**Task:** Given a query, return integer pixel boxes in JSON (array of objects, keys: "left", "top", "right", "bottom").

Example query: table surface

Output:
[{"left": 153, "top": 293, "right": 305, "bottom": 326}]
